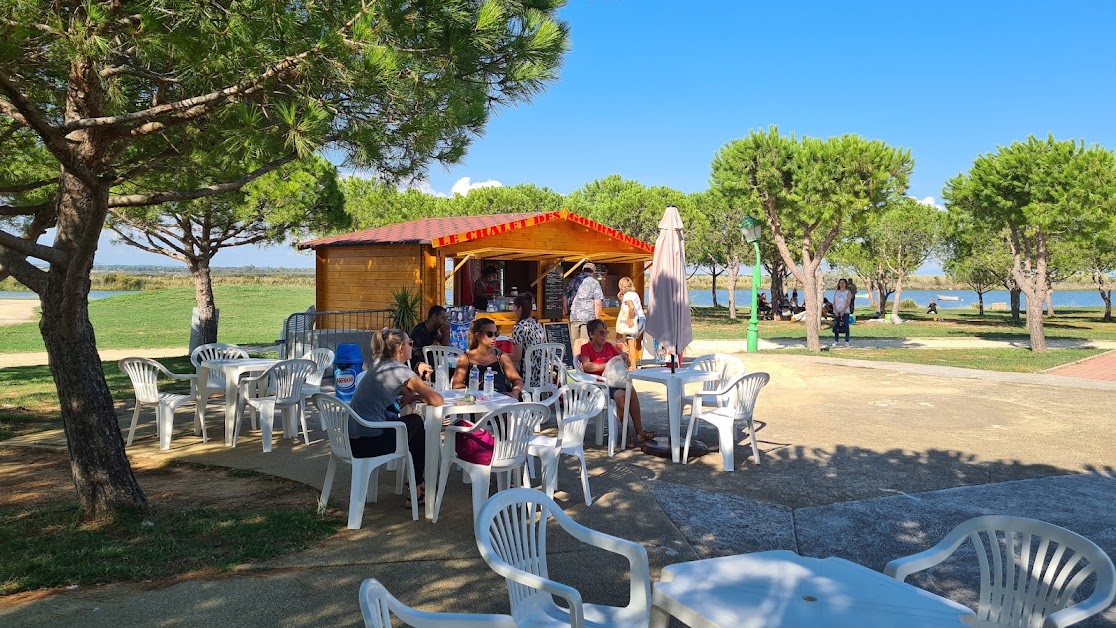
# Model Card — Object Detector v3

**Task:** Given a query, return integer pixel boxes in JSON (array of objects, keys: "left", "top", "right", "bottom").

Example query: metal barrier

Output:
[{"left": 277, "top": 308, "right": 394, "bottom": 367}]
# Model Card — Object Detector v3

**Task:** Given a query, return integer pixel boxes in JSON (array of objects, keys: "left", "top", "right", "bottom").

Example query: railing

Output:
[{"left": 277, "top": 308, "right": 394, "bottom": 365}]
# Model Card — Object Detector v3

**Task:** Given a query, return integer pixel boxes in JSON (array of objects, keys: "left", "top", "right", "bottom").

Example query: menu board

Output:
[
  {"left": 544, "top": 322, "right": 575, "bottom": 368},
  {"left": 542, "top": 266, "right": 564, "bottom": 320}
]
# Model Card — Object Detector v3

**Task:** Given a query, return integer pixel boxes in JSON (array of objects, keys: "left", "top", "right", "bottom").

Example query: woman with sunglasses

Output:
[
  {"left": 350, "top": 328, "right": 442, "bottom": 507},
  {"left": 452, "top": 318, "right": 525, "bottom": 398},
  {"left": 578, "top": 318, "right": 654, "bottom": 443}
]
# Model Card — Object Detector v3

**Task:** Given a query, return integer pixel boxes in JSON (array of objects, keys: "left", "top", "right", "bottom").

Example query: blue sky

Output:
[{"left": 93, "top": 0, "right": 1116, "bottom": 269}]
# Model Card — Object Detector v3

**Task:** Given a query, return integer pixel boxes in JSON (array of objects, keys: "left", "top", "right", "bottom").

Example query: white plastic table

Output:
[
  {"left": 195, "top": 358, "right": 280, "bottom": 446},
  {"left": 628, "top": 367, "right": 720, "bottom": 462},
  {"left": 417, "top": 389, "right": 518, "bottom": 520},
  {"left": 650, "top": 550, "right": 975, "bottom": 628}
]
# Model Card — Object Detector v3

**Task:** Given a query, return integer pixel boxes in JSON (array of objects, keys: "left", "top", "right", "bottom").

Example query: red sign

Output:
[{"left": 430, "top": 211, "right": 653, "bottom": 252}]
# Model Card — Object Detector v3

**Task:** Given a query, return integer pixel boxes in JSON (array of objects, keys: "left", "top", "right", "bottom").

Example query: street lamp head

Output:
[{"left": 740, "top": 215, "right": 761, "bottom": 243}]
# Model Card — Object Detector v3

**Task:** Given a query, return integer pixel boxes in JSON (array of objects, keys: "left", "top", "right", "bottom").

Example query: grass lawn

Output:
[
  {"left": 0, "top": 500, "right": 339, "bottom": 595},
  {"left": 0, "top": 357, "right": 194, "bottom": 441},
  {"left": 782, "top": 348, "right": 1105, "bottom": 373},
  {"left": 0, "top": 286, "right": 314, "bottom": 353},
  {"left": 691, "top": 306, "right": 1116, "bottom": 341}
]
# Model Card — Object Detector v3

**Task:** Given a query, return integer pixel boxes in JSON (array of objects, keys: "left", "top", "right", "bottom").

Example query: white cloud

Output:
[
  {"left": 451, "top": 176, "right": 502, "bottom": 196},
  {"left": 405, "top": 179, "right": 451, "bottom": 198},
  {"left": 914, "top": 195, "right": 946, "bottom": 211}
]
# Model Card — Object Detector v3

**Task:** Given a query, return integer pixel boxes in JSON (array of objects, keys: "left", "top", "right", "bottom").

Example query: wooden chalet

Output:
[{"left": 296, "top": 210, "right": 655, "bottom": 333}]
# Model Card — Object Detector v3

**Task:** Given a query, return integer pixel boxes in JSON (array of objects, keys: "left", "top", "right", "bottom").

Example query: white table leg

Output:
[
  {"left": 224, "top": 367, "right": 238, "bottom": 446},
  {"left": 423, "top": 407, "right": 442, "bottom": 520},
  {"left": 668, "top": 378, "right": 682, "bottom": 463},
  {"left": 196, "top": 365, "right": 208, "bottom": 440}
]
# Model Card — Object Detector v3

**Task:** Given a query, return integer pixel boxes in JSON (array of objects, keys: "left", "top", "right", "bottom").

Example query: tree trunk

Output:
[
  {"left": 799, "top": 263, "right": 821, "bottom": 351},
  {"left": 769, "top": 271, "right": 784, "bottom": 310},
  {"left": 44, "top": 170, "right": 148, "bottom": 519},
  {"left": 189, "top": 259, "right": 219, "bottom": 346},
  {"left": 891, "top": 274, "right": 904, "bottom": 320},
  {"left": 1045, "top": 288, "right": 1055, "bottom": 316},
  {"left": 1102, "top": 289, "right": 1112, "bottom": 322},
  {"left": 726, "top": 260, "right": 740, "bottom": 321},
  {"left": 710, "top": 267, "right": 720, "bottom": 308},
  {"left": 1024, "top": 291, "right": 1047, "bottom": 351},
  {"left": 978, "top": 291, "right": 985, "bottom": 316},
  {"left": 1010, "top": 287, "right": 1022, "bottom": 324}
]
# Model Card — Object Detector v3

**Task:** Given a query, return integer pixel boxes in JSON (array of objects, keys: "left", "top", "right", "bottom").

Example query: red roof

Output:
[
  {"left": 298, "top": 211, "right": 654, "bottom": 253},
  {"left": 297, "top": 213, "right": 544, "bottom": 249}
]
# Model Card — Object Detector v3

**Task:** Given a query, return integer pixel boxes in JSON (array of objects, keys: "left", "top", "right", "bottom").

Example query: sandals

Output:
[
  {"left": 404, "top": 486, "right": 426, "bottom": 509},
  {"left": 638, "top": 430, "right": 657, "bottom": 442}
]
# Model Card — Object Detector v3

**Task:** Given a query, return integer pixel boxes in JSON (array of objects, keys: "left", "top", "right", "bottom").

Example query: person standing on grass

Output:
[{"left": 832, "top": 278, "right": 853, "bottom": 347}]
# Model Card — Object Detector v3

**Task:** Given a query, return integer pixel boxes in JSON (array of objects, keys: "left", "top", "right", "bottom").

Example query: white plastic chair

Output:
[
  {"left": 300, "top": 347, "right": 336, "bottom": 397},
  {"left": 424, "top": 345, "right": 464, "bottom": 391},
  {"left": 359, "top": 578, "right": 516, "bottom": 628},
  {"left": 433, "top": 402, "right": 548, "bottom": 523},
  {"left": 564, "top": 358, "right": 630, "bottom": 455},
  {"left": 521, "top": 343, "right": 565, "bottom": 408},
  {"left": 313, "top": 394, "right": 418, "bottom": 527},
  {"left": 682, "top": 372, "right": 769, "bottom": 471},
  {"left": 119, "top": 357, "right": 200, "bottom": 451},
  {"left": 885, "top": 515, "right": 1116, "bottom": 628},
  {"left": 681, "top": 353, "right": 745, "bottom": 415},
  {"left": 475, "top": 488, "right": 652, "bottom": 628},
  {"left": 526, "top": 383, "right": 606, "bottom": 506},
  {"left": 190, "top": 342, "right": 249, "bottom": 402},
  {"left": 233, "top": 358, "right": 316, "bottom": 452}
]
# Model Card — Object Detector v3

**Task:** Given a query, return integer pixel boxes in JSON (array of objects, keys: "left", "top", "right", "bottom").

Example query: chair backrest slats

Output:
[
  {"left": 302, "top": 348, "right": 336, "bottom": 387},
  {"left": 475, "top": 403, "right": 548, "bottom": 468},
  {"left": 119, "top": 357, "right": 167, "bottom": 404},
  {"left": 313, "top": 394, "right": 354, "bottom": 463},
  {"left": 557, "top": 383, "right": 605, "bottom": 446},
  {"left": 953, "top": 516, "right": 1116, "bottom": 627},
  {"left": 191, "top": 343, "right": 249, "bottom": 388},
  {"left": 262, "top": 359, "right": 317, "bottom": 404}
]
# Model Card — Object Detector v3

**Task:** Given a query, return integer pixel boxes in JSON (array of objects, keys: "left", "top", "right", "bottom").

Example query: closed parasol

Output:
[{"left": 644, "top": 205, "right": 692, "bottom": 372}]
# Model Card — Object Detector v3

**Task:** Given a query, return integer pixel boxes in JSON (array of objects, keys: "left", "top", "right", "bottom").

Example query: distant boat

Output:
[{"left": 936, "top": 294, "right": 962, "bottom": 301}]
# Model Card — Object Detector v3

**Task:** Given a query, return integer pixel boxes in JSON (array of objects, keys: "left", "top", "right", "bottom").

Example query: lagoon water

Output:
[
  {"left": 0, "top": 290, "right": 136, "bottom": 300},
  {"left": 688, "top": 289, "right": 1107, "bottom": 309}
]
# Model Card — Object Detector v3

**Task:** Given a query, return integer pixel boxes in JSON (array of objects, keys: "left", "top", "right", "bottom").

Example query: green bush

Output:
[{"left": 900, "top": 298, "right": 917, "bottom": 309}]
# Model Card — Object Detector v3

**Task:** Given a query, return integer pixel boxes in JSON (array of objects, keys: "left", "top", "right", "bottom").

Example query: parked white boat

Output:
[{"left": 936, "top": 294, "right": 962, "bottom": 301}]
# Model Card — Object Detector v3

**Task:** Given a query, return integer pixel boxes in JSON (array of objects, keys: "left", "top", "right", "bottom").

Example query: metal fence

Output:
[{"left": 277, "top": 308, "right": 394, "bottom": 368}]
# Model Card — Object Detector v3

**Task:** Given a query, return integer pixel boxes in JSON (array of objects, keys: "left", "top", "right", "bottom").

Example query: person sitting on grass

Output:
[{"left": 578, "top": 318, "right": 654, "bottom": 444}]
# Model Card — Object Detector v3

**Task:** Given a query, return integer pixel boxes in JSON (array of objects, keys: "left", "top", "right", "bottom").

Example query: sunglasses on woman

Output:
[{"left": 482, "top": 330, "right": 498, "bottom": 338}]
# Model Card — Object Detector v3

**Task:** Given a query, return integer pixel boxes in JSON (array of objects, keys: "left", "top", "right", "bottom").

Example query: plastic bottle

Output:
[
  {"left": 469, "top": 364, "right": 480, "bottom": 392},
  {"left": 483, "top": 368, "right": 495, "bottom": 394}
]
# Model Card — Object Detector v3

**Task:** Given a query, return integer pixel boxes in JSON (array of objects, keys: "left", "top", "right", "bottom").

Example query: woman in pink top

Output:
[{"left": 578, "top": 319, "right": 654, "bottom": 443}]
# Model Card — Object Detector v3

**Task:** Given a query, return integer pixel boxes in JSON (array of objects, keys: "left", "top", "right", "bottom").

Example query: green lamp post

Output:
[{"left": 740, "top": 215, "right": 762, "bottom": 353}]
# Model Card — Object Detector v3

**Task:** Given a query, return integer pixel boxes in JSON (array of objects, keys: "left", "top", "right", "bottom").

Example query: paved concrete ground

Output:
[{"left": 3, "top": 353, "right": 1115, "bottom": 627}]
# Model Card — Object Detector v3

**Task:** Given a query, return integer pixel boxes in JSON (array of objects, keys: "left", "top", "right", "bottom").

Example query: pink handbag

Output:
[{"left": 453, "top": 419, "right": 494, "bottom": 465}]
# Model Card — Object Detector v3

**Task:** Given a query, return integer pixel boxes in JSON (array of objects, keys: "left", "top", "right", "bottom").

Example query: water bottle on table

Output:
[
  {"left": 468, "top": 364, "right": 480, "bottom": 392},
  {"left": 483, "top": 368, "right": 495, "bottom": 394}
]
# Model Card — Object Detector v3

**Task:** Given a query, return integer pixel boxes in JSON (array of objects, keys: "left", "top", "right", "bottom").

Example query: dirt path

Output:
[
  {"left": 0, "top": 347, "right": 188, "bottom": 369},
  {"left": 0, "top": 299, "right": 38, "bottom": 327}
]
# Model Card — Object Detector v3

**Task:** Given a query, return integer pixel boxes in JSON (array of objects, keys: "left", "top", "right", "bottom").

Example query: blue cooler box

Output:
[{"left": 334, "top": 343, "right": 364, "bottom": 402}]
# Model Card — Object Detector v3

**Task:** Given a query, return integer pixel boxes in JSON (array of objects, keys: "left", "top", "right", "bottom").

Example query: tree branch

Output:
[
  {"left": 0, "top": 226, "right": 66, "bottom": 264},
  {"left": 0, "top": 179, "right": 57, "bottom": 195},
  {"left": 108, "top": 154, "right": 296, "bottom": 208},
  {"left": 0, "top": 76, "right": 99, "bottom": 187},
  {"left": 62, "top": 51, "right": 314, "bottom": 133},
  {"left": 0, "top": 201, "right": 52, "bottom": 216}
]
